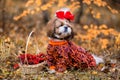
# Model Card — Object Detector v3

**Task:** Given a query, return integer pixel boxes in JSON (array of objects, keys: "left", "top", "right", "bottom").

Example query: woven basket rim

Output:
[{"left": 19, "top": 61, "right": 46, "bottom": 68}]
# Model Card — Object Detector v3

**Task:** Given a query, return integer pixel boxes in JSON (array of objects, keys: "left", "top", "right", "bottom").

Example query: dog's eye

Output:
[
  {"left": 56, "top": 26, "right": 59, "bottom": 28},
  {"left": 65, "top": 20, "right": 70, "bottom": 23},
  {"left": 60, "top": 24, "right": 63, "bottom": 26},
  {"left": 58, "top": 33, "right": 62, "bottom": 35},
  {"left": 59, "top": 23, "right": 63, "bottom": 26}
]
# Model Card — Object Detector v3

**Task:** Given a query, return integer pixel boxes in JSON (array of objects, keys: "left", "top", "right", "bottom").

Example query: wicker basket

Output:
[
  {"left": 19, "top": 31, "right": 47, "bottom": 74},
  {"left": 19, "top": 61, "right": 46, "bottom": 74}
]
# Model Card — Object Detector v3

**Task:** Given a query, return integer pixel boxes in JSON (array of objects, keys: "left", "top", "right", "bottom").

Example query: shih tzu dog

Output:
[{"left": 46, "top": 8, "right": 104, "bottom": 73}]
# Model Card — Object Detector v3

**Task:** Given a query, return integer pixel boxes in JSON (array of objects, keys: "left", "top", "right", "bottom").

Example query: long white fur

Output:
[
  {"left": 92, "top": 54, "right": 104, "bottom": 65},
  {"left": 59, "top": 26, "right": 65, "bottom": 33},
  {"left": 59, "top": 26, "right": 71, "bottom": 33}
]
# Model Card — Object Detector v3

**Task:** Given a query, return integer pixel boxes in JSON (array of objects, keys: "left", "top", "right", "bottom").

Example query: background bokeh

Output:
[{"left": 0, "top": 0, "right": 120, "bottom": 79}]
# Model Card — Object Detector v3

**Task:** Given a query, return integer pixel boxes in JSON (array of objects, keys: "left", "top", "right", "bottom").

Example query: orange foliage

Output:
[
  {"left": 13, "top": 0, "right": 80, "bottom": 21},
  {"left": 93, "top": 0, "right": 107, "bottom": 7},
  {"left": 99, "top": 39, "right": 109, "bottom": 49},
  {"left": 107, "top": 6, "right": 118, "bottom": 14},
  {"left": 13, "top": 0, "right": 118, "bottom": 21},
  {"left": 83, "top": 0, "right": 91, "bottom": 5},
  {"left": 115, "top": 34, "right": 120, "bottom": 45},
  {"left": 75, "top": 24, "right": 120, "bottom": 49},
  {"left": 83, "top": 0, "right": 107, "bottom": 6}
]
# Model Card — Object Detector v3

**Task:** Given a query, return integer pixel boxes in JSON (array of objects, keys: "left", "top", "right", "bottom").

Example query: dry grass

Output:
[{"left": 0, "top": 24, "right": 120, "bottom": 80}]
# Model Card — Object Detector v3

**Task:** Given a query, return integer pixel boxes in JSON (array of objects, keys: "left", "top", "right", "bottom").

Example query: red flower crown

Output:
[{"left": 56, "top": 11, "right": 74, "bottom": 21}]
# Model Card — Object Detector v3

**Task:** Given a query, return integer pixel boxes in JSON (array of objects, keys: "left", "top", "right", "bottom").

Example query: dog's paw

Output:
[
  {"left": 48, "top": 69, "right": 56, "bottom": 74},
  {"left": 48, "top": 66, "right": 56, "bottom": 74}
]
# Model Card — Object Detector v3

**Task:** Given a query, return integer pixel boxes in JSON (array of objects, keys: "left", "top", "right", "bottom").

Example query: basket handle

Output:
[
  {"left": 25, "top": 30, "right": 34, "bottom": 54},
  {"left": 24, "top": 30, "right": 34, "bottom": 65}
]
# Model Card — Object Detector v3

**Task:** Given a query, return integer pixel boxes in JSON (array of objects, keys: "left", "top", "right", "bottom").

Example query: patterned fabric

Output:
[{"left": 46, "top": 40, "right": 96, "bottom": 72}]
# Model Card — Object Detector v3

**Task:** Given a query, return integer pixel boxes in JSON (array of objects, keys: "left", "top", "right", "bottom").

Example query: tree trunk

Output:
[
  {"left": 74, "top": 0, "right": 83, "bottom": 24},
  {"left": 0, "top": 0, "right": 6, "bottom": 31},
  {"left": 42, "top": 0, "right": 50, "bottom": 24}
]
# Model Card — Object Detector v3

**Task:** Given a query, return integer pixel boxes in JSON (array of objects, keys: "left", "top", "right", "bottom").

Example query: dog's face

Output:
[{"left": 47, "top": 18, "right": 74, "bottom": 40}]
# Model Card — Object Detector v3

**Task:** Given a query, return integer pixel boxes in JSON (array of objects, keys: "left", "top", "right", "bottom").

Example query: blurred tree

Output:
[
  {"left": 0, "top": 0, "right": 6, "bottom": 32},
  {"left": 14, "top": 0, "right": 119, "bottom": 24},
  {"left": 107, "top": 0, "right": 120, "bottom": 10},
  {"left": 0, "top": 0, "right": 119, "bottom": 33},
  {"left": 42, "top": 0, "right": 50, "bottom": 23},
  {"left": 74, "top": 0, "right": 83, "bottom": 23}
]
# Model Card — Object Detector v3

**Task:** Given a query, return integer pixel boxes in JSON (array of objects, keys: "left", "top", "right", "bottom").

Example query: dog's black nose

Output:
[{"left": 64, "top": 27, "right": 68, "bottom": 32}]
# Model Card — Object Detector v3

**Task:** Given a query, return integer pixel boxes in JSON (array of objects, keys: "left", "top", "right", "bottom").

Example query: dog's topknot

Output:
[{"left": 55, "top": 8, "right": 74, "bottom": 21}]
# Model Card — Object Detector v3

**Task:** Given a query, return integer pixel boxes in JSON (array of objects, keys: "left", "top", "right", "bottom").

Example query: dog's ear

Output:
[
  {"left": 47, "top": 17, "right": 57, "bottom": 37},
  {"left": 47, "top": 17, "right": 57, "bottom": 28},
  {"left": 66, "top": 29, "right": 75, "bottom": 40}
]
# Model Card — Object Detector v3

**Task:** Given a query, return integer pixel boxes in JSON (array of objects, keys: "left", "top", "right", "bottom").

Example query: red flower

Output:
[
  {"left": 18, "top": 53, "right": 46, "bottom": 65},
  {"left": 56, "top": 11, "right": 74, "bottom": 20},
  {"left": 13, "top": 63, "right": 19, "bottom": 69}
]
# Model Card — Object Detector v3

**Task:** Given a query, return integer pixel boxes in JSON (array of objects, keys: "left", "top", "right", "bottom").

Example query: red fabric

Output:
[
  {"left": 46, "top": 41, "right": 96, "bottom": 72},
  {"left": 56, "top": 11, "right": 74, "bottom": 20}
]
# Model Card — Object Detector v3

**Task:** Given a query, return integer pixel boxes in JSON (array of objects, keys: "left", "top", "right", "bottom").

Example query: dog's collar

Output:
[{"left": 49, "top": 39, "right": 68, "bottom": 46}]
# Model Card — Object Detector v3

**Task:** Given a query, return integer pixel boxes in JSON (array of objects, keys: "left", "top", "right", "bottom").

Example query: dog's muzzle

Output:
[
  {"left": 59, "top": 25, "right": 72, "bottom": 34},
  {"left": 54, "top": 24, "right": 72, "bottom": 39},
  {"left": 64, "top": 26, "right": 68, "bottom": 32}
]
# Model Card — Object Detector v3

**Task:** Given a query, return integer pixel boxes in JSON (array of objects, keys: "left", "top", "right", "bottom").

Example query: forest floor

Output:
[{"left": 0, "top": 25, "right": 120, "bottom": 80}]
